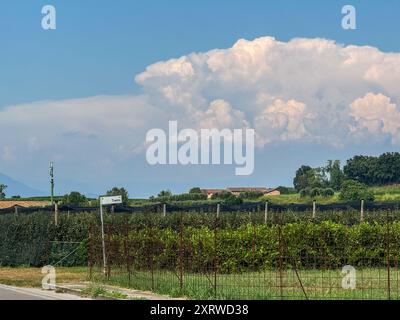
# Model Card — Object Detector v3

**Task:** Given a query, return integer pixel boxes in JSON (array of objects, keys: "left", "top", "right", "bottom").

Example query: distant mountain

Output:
[{"left": 0, "top": 173, "right": 44, "bottom": 197}]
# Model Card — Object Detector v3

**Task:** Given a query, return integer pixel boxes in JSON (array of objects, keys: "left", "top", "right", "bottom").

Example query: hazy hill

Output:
[{"left": 0, "top": 173, "right": 44, "bottom": 197}]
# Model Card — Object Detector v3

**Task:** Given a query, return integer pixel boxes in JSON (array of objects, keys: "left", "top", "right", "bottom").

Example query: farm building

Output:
[{"left": 0, "top": 201, "right": 50, "bottom": 210}]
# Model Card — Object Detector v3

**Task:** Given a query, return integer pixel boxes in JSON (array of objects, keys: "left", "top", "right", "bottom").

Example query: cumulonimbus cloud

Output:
[
  {"left": 1, "top": 36, "right": 400, "bottom": 171},
  {"left": 136, "top": 36, "right": 400, "bottom": 147}
]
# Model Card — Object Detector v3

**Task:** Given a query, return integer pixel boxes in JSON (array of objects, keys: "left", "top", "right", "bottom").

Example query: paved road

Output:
[{"left": 0, "top": 284, "right": 91, "bottom": 300}]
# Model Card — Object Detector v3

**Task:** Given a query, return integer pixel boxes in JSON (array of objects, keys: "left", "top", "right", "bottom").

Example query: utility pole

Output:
[{"left": 50, "top": 162, "right": 55, "bottom": 205}]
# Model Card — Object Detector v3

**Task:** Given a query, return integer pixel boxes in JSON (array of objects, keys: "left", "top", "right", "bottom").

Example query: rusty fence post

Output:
[
  {"left": 124, "top": 216, "right": 131, "bottom": 287},
  {"left": 179, "top": 211, "right": 184, "bottom": 294},
  {"left": 88, "top": 224, "right": 93, "bottom": 281},
  {"left": 278, "top": 218, "right": 284, "bottom": 300},
  {"left": 214, "top": 213, "right": 219, "bottom": 298},
  {"left": 386, "top": 211, "right": 391, "bottom": 300}
]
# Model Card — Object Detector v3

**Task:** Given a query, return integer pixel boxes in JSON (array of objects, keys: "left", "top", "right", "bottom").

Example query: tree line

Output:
[{"left": 293, "top": 152, "right": 400, "bottom": 201}]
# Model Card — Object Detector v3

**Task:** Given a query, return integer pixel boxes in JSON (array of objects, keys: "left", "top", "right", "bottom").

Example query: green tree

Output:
[
  {"left": 293, "top": 166, "right": 314, "bottom": 192},
  {"left": 189, "top": 187, "right": 202, "bottom": 194},
  {"left": 343, "top": 155, "right": 379, "bottom": 185},
  {"left": 0, "top": 184, "right": 6, "bottom": 199},
  {"left": 339, "top": 180, "right": 374, "bottom": 202},
  {"left": 157, "top": 190, "right": 172, "bottom": 198},
  {"left": 62, "top": 192, "right": 87, "bottom": 206},
  {"left": 326, "top": 160, "right": 345, "bottom": 191},
  {"left": 293, "top": 166, "right": 327, "bottom": 191},
  {"left": 106, "top": 187, "right": 129, "bottom": 205},
  {"left": 276, "top": 186, "right": 297, "bottom": 195}
]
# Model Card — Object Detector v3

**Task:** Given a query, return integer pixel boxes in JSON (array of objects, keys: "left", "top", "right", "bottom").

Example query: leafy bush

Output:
[
  {"left": 300, "top": 187, "right": 335, "bottom": 198},
  {"left": 211, "top": 191, "right": 243, "bottom": 205},
  {"left": 276, "top": 186, "right": 297, "bottom": 195},
  {"left": 322, "top": 188, "right": 335, "bottom": 197},
  {"left": 91, "top": 221, "right": 400, "bottom": 272},
  {"left": 339, "top": 180, "right": 375, "bottom": 202},
  {"left": 239, "top": 191, "right": 264, "bottom": 200},
  {"left": 157, "top": 193, "right": 208, "bottom": 202},
  {"left": 62, "top": 192, "right": 88, "bottom": 206}
]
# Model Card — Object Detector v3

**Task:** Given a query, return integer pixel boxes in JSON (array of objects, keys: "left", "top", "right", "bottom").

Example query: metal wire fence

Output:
[{"left": 87, "top": 210, "right": 400, "bottom": 300}]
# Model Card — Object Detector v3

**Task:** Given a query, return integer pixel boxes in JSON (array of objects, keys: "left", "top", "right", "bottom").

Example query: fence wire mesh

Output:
[{"left": 87, "top": 209, "right": 400, "bottom": 300}]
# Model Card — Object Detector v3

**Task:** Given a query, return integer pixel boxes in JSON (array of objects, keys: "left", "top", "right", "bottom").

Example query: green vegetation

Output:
[
  {"left": 156, "top": 193, "right": 207, "bottom": 202},
  {"left": 106, "top": 187, "right": 129, "bottom": 205},
  {"left": 339, "top": 180, "right": 375, "bottom": 202},
  {"left": 95, "top": 268, "right": 398, "bottom": 300},
  {"left": 81, "top": 285, "right": 129, "bottom": 299},
  {"left": 344, "top": 153, "right": 400, "bottom": 186},
  {"left": 239, "top": 191, "right": 265, "bottom": 200},
  {"left": 211, "top": 191, "right": 243, "bottom": 205},
  {"left": 91, "top": 221, "right": 400, "bottom": 272},
  {"left": 299, "top": 187, "right": 335, "bottom": 198},
  {"left": 62, "top": 192, "right": 88, "bottom": 206},
  {"left": 0, "top": 184, "right": 7, "bottom": 199}
]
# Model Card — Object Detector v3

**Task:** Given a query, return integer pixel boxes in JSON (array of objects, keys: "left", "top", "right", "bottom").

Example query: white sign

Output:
[{"left": 100, "top": 195, "right": 122, "bottom": 205}]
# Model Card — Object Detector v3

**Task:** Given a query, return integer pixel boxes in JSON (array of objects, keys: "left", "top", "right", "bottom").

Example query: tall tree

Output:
[
  {"left": 344, "top": 153, "right": 400, "bottom": 186},
  {"left": 0, "top": 184, "right": 7, "bottom": 199},
  {"left": 293, "top": 166, "right": 317, "bottom": 192},
  {"left": 326, "top": 160, "right": 345, "bottom": 191},
  {"left": 62, "top": 191, "right": 87, "bottom": 206}
]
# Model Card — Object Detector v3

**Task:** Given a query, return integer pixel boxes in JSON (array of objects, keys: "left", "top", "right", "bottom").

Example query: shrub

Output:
[
  {"left": 300, "top": 187, "right": 335, "bottom": 198},
  {"left": 322, "top": 188, "right": 335, "bottom": 197},
  {"left": 158, "top": 193, "right": 208, "bottom": 202},
  {"left": 211, "top": 191, "right": 243, "bottom": 205},
  {"left": 339, "top": 180, "right": 375, "bottom": 202},
  {"left": 239, "top": 191, "right": 264, "bottom": 200},
  {"left": 310, "top": 187, "right": 323, "bottom": 197},
  {"left": 300, "top": 187, "right": 312, "bottom": 198},
  {"left": 62, "top": 192, "right": 88, "bottom": 206},
  {"left": 276, "top": 186, "right": 297, "bottom": 195}
]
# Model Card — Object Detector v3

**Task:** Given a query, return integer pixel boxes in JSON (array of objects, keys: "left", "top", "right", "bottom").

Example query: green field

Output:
[
  {"left": 260, "top": 184, "right": 400, "bottom": 205},
  {"left": 91, "top": 267, "right": 400, "bottom": 300}
]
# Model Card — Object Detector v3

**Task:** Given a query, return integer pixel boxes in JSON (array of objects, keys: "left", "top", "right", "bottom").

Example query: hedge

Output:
[
  {"left": 93, "top": 221, "right": 400, "bottom": 273},
  {"left": 1, "top": 211, "right": 400, "bottom": 270}
]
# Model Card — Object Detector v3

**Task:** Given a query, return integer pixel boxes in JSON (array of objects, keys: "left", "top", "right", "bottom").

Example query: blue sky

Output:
[
  {"left": 1, "top": 0, "right": 399, "bottom": 107},
  {"left": 1, "top": 1, "right": 400, "bottom": 197}
]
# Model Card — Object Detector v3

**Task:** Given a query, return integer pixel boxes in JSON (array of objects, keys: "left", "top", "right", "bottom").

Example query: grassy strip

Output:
[{"left": 93, "top": 268, "right": 400, "bottom": 300}]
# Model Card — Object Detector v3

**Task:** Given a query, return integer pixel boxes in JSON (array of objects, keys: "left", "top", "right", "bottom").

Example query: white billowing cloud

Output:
[
  {"left": 2, "top": 35, "right": 400, "bottom": 180},
  {"left": 349, "top": 93, "right": 400, "bottom": 144},
  {"left": 136, "top": 36, "right": 400, "bottom": 146},
  {"left": 198, "top": 99, "right": 249, "bottom": 130},
  {"left": 254, "top": 99, "right": 312, "bottom": 147}
]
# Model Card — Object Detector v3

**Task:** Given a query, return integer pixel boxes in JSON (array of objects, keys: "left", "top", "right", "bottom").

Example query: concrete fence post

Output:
[
  {"left": 264, "top": 201, "right": 269, "bottom": 224},
  {"left": 312, "top": 200, "right": 316, "bottom": 220},
  {"left": 54, "top": 202, "right": 58, "bottom": 226},
  {"left": 360, "top": 199, "right": 365, "bottom": 222}
]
